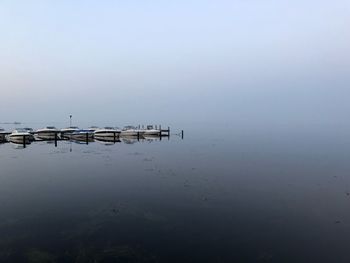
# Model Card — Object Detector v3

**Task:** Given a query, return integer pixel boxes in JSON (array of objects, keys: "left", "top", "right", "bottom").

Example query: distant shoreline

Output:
[{"left": 0, "top": 122, "right": 21, "bottom": 125}]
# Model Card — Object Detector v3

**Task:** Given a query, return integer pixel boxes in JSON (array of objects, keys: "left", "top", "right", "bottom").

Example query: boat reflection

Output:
[
  {"left": 94, "top": 137, "right": 121, "bottom": 145},
  {"left": 10, "top": 142, "right": 31, "bottom": 149}
]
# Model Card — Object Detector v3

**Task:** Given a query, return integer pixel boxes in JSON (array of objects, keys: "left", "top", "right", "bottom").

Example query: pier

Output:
[{"left": 0, "top": 126, "right": 180, "bottom": 148}]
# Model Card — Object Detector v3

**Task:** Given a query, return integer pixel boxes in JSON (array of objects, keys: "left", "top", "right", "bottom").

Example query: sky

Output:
[{"left": 0, "top": 0, "right": 349, "bottom": 128}]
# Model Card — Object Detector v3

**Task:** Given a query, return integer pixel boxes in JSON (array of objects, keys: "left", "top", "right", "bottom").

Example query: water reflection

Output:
[
  {"left": 9, "top": 142, "right": 30, "bottom": 149},
  {"left": 1, "top": 125, "right": 350, "bottom": 262},
  {"left": 0, "top": 136, "right": 167, "bottom": 150}
]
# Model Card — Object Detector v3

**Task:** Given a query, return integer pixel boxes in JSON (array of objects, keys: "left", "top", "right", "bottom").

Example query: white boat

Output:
[
  {"left": 0, "top": 128, "right": 8, "bottom": 142},
  {"left": 120, "top": 126, "right": 144, "bottom": 137},
  {"left": 88, "top": 126, "right": 99, "bottom": 131},
  {"left": 70, "top": 129, "right": 94, "bottom": 140},
  {"left": 7, "top": 129, "right": 32, "bottom": 144},
  {"left": 61, "top": 126, "right": 79, "bottom": 134},
  {"left": 142, "top": 125, "right": 161, "bottom": 136},
  {"left": 23, "top": 127, "right": 34, "bottom": 132},
  {"left": 94, "top": 127, "right": 120, "bottom": 139},
  {"left": 22, "top": 127, "right": 35, "bottom": 140},
  {"left": 36, "top": 126, "right": 59, "bottom": 139}
]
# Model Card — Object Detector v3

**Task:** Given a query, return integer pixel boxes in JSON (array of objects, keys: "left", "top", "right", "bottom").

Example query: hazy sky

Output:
[{"left": 0, "top": 0, "right": 349, "bottom": 127}]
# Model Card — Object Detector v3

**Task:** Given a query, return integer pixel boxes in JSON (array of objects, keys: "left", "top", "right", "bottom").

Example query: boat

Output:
[
  {"left": 142, "top": 125, "right": 161, "bottom": 136},
  {"left": 70, "top": 129, "right": 94, "bottom": 140},
  {"left": 6, "top": 129, "right": 32, "bottom": 144},
  {"left": 60, "top": 126, "right": 80, "bottom": 137},
  {"left": 36, "top": 126, "right": 59, "bottom": 140},
  {"left": 22, "top": 127, "right": 35, "bottom": 141},
  {"left": 120, "top": 126, "right": 144, "bottom": 137},
  {"left": 23, "top": 127, "right": 34, "bottom": 132},
  {"left": 61, "top": 126, "right": 80, "bottom": 139},
  {"left": 88, "top": 126, "right": 99, "bottom": 131},
  {"left": 0, "top": 128, "right": 8, "bottom": 142},
  {"left": 94, "top": 127, "right": 120, "bottom": 140}
]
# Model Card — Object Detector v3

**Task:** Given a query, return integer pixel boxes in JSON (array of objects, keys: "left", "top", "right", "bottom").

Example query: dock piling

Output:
[{"left": 54, "top": 132, "right": 58, "bottom": 147}]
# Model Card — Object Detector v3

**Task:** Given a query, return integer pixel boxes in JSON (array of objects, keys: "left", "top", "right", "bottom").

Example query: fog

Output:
[{"left": 0, "top": 0, "right": 349, "bottom": 129}]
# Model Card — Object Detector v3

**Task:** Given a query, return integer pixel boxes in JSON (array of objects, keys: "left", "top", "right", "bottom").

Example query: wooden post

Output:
[
  {"left": 181, "top": 130, "right": 184, "bottom": 139},
  {"left": 86, "top": 132, "right": 89, "bottom": 145},
  {"left": 23, "top": 135, "right": 26, "bottom": 148},
  {"left": 54, "top": 132, "right": 58, "bottom": 147},
  {"left": 113, "top": 132, "right": 116, "bottom": 143},
  {"left": 137, "top": 132, "right": 140, "bottom": 141}
]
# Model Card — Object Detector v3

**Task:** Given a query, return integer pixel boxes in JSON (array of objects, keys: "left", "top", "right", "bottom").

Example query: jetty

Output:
[{"left": 0, "top": 126, "right": 183, "bottom": 148}]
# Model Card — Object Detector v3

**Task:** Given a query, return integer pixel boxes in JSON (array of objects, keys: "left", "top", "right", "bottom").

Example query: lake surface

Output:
[{"left": 1, "top": 123, "right": 350, "bottom": 262}]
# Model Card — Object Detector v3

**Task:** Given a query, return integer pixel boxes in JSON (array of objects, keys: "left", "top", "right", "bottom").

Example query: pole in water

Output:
[
  {"left": 181, "top": 130, "right": 184, "bottom": 139},
  {"left": 137, "top": 132, "right": 140, "bottom": 141},
  {"left": 54, "top": 132, "right": 58, "bottom": 147},
  {"left": 86, "top": 132, "right": 89, "bottom": 145},
  {"left": 113, "top": 132, "right": 116, "bottom": 143},
  {"left": 23, "top": 135, "right": 26, "bottom": 148},
  {"left": 69, "top": 114, "right": 72, "bottom": 127}
]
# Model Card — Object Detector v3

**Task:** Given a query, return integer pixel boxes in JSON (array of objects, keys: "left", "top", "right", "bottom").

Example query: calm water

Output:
[{"left": 1, "top": 124, "right": 350, "bottom": 262}]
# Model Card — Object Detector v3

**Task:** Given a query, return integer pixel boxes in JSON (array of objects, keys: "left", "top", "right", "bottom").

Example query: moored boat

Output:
[
  {"left": 60, "top": 126, "right": 80, "bottom": 137},
  {"left": 6, "top": 129, "right": 32, "bottom": 144},
  {"left": 0, "top": 128, "right": 9, "bottom": 142},
  {"left": 70, "top": 129, "right": 94, "bottom": 140},
  {"left": 36, "top": 126, "right": 59, "bottom": 140},
  {"left": 94, "top": 127, "right": 120, "bottom": 138},
  {"left": 23, "top": 127, "right": 34, "bottom": 133},
  {"left": 22, "top": 127, "right": 35, "bottom": 141},
  {"left": 142, "top": 125, "right": 161, "bottom": 136},
  {"left": 88, "top": 126, "right": 99, "bottom": 131},
  {"left": 120, "top": 126, "right": 144, "bottom": 137}
]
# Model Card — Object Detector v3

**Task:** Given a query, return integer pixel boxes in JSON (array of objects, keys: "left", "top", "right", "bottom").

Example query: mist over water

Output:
[
  {"left": 1, "top": 0, "right": 350, "bottom": 262},
  {"left": 0, "top": 0, "right": 349, "bottom": 127},
  {"left": 1, "top": 123, "right": 350, "bottom": 262}
]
